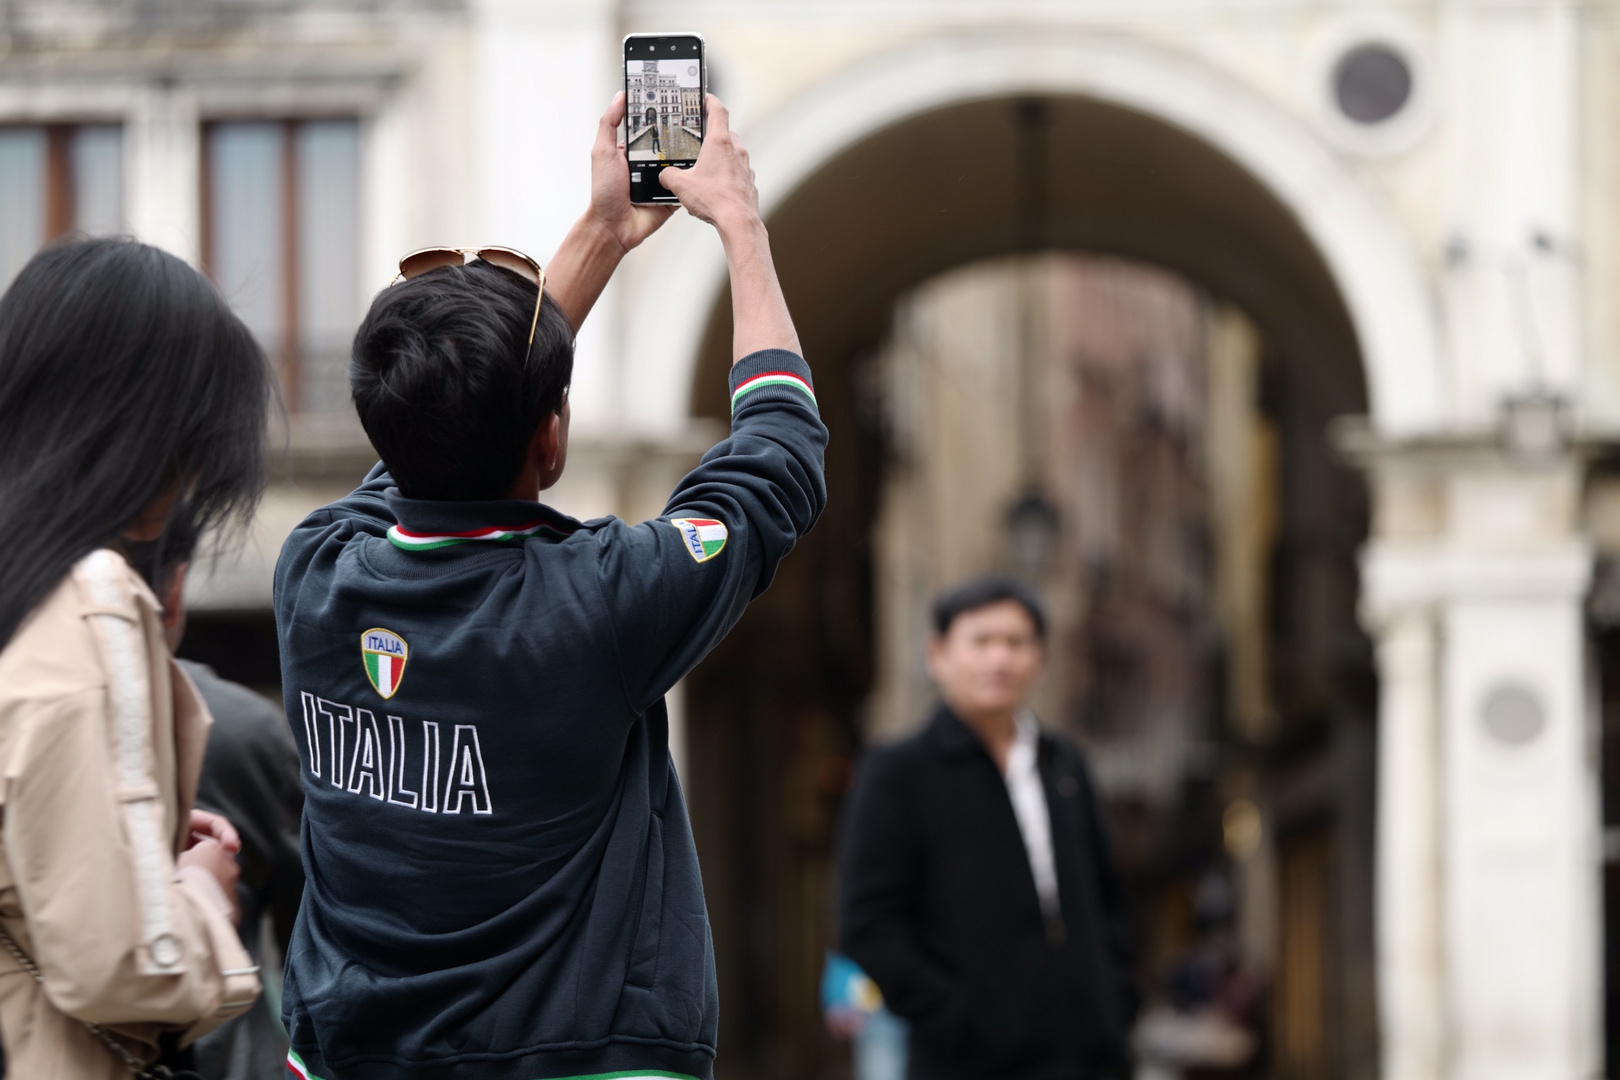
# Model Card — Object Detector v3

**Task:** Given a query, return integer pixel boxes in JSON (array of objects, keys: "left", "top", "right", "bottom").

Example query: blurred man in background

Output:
[{"left": 838, "top": 577, "right": 1136, "bottom": 1080}]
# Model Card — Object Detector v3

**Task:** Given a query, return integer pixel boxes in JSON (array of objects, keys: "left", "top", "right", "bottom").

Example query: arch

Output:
[{"left": 621, "top": 30, "right": 1442, "bottom": 436}]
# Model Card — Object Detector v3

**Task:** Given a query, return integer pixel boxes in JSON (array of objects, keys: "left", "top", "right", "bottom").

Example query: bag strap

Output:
[{"left": 0, "top": 920, "right": 194, "bottom": 1079}]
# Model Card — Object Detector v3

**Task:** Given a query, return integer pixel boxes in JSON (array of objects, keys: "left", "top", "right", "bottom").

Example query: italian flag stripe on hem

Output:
[
  {"left": 730, "top": 370, "right": 816, "bottom": 413},
  {"left": 287, "top": 1051, "right": 702, "bottom": 1080}
]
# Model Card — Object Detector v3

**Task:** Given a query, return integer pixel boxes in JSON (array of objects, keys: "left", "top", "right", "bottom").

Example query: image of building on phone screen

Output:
[{"left": 627, "top": 59, "right": 702, "bottom": 163}]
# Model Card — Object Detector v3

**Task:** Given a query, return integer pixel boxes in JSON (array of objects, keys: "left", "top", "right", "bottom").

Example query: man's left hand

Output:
[{"left": 588, "top": 92, "right": 676, "bottom": 254}]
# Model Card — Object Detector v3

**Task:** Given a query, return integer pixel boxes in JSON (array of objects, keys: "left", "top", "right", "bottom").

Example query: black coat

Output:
[
  {"left": 184, "top": 660, "right": 306, "bottom": 1080},
  {"left": 838, "top": 706, "right": 1136, "bottom": 1080}
]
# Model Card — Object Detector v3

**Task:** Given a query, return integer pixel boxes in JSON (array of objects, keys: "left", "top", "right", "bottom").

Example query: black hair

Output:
[
  {"left": 0, "top": 236, "right": 272, "bottom": 649},
  {"left": 932, "top": 576, "right": 1047, "bottom": 640},
  {"left": 349, "top": 260, "right": 575, "bottom": 501}
]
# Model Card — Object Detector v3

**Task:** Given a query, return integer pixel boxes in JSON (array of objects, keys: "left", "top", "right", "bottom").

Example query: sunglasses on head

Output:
[{"left": 392, "top": 246, "right": 547, "bottom": 348}]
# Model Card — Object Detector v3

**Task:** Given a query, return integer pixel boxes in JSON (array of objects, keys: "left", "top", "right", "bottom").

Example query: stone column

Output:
[
  {"left": 125, "top": 82, "right": 201, "bottom": 266},
  {"left": 1439, "top": 540, "right": 1595, "bottom": 1080},
  {"left": 1361, "top": 557, "right": 1443, "bottom": 1080},
  {"left": 470, "top": 0, "right": 624, "bottom": 435},
  {"left": 1356, "top": 435, "right": 1599, "bottom": 1080}
]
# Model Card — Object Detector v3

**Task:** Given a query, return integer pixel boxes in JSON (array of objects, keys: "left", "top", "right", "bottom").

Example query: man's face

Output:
[{"left": 926, "top": 599, "right": 1045, "bottom": 719}]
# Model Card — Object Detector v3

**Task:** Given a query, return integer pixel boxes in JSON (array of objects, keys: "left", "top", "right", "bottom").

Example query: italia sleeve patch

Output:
[{"left": 670, "top": 517, "right": 728, "bottom": 563}]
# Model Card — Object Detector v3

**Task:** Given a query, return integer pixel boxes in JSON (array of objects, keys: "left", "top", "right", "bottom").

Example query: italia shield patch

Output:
[
  {"left": 361, "top": 628, "right": 409, "bottom": 699},
  {"left": 671, "top": 517, "right": 727, "bottom": 563}
]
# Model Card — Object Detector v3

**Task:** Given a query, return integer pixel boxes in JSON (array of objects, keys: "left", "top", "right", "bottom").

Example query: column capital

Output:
[
  {"left": 1341, "top": 419, "right": 1591, "bottom": 630},
  {"left": 1362, "top": 539, "right": 1592, "bottom": 617}
]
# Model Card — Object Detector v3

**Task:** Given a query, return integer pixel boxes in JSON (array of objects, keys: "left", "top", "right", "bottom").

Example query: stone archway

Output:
[
  {"left": 622, "top": 30, "right": 1443, "bottom": 438},
  {"left": 622, "top": 29, "right": 1594, "bottom": 1080},
  {"left": 642, "top": 34, "right": 1426, "bottom": 1077}
]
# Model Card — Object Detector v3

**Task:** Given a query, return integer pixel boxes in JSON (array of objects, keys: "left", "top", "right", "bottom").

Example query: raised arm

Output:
[
  {"left": 659, "top": 96, "right": 802, "bottom": 362},
  {"left": 545, "top": 93, "right": 676, "bottom": 333}
]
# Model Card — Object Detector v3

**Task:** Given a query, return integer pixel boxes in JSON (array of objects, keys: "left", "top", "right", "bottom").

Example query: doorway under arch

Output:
[{"left": 679, "top": 89, "right": 1381, "bottom": 1079}]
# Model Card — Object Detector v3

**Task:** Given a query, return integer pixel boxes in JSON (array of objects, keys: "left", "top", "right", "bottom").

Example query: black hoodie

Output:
[{"left": 273, "top": 349, "right": 826, "bottom": 1080}]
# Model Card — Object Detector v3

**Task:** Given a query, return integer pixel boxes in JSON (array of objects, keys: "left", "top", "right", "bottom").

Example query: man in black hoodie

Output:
[
  {"left": 274, "top": 93, "right": 825, "bottom": 1080},
  {"left": 838, "top": 578, "right": 1136, "bottom": 1080}
]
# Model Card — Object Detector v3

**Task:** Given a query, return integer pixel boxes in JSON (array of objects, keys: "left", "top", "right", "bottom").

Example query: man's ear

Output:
[
  {"left": 539, "top": 412, "right": 563, "bottom": 472},
  {"left": 535, "top": 408, "right": 570, "bottom": 491}
]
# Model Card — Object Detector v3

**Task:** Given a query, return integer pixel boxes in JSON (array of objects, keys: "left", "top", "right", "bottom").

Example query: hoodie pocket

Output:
[{"left": 626, "top": 814, "right": 665, "bottom": 988}]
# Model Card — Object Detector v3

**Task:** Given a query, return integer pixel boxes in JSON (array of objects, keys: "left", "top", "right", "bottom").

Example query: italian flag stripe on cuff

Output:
[{"left": 731, "top": 370, "right": 817, "bottom": 413}]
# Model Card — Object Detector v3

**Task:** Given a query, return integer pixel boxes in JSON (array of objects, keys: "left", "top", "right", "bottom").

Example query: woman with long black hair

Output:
[{"left": 0, "top": 237, "right": 271, "bottom": 1078}]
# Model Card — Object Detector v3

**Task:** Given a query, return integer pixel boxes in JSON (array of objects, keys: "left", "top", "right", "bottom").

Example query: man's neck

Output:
[{"left": 950, "top": 703, "right": 1019, "bottom": 773}]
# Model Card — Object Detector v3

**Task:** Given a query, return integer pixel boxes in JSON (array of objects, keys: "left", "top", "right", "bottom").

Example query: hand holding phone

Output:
[
  {"left": 587, "top": 92, "right": 676, "bottom": 256},
  {"left": 624, "top": 32, "right": 706, "bottom": 205},
  {"left": 655, "top": 97, "right": 759, "bottom": 236},
  {"left": 653, "top": 95, "right": 800, "bottom": 363}
]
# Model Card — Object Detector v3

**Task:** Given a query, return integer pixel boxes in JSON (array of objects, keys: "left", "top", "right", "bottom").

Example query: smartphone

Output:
[{"left": 623, "top": 32, "right": 706, "bottom": 204}]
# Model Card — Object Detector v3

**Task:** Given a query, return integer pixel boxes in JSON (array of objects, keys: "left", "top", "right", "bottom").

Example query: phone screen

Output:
[{"left": 624, "top": 33, "right": 705, "bottom": 204}]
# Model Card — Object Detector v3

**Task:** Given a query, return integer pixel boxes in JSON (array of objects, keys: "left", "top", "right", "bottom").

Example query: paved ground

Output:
[{"left": 627, "top": 124, "right": 703, "bottom": 161}]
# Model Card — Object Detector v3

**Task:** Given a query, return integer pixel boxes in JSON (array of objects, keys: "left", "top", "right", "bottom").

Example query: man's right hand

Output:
[
  {"left": 658, "top": 96, "right": 760, "bottom": 240},
  {"left": 659, "top": 95, "right": 802, "bottom": 362}
]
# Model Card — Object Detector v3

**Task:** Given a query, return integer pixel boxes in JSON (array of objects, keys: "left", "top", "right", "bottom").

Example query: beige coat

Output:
[{"left": 0, "top": 549, "right": 260, "bottom": 1078}]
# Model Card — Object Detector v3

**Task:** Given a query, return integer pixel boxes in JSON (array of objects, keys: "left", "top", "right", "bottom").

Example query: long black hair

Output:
[{"left": 0, "top": 237, "right": 272, "bottom": 649}]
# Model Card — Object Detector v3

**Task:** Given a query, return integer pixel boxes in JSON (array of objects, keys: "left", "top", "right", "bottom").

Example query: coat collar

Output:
[
  {"left": 382, "top": 489, "right": 583, "bottom": 552},
  {"left": 924, "top": 701, "right": 1052, "bottom": 765},
  {"left": 926, "top": 702, "right": 997, "bottom": 762}
]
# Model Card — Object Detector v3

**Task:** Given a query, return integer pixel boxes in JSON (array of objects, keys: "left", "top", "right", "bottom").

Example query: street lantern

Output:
[
  {"left": 1005, "top": 487, "right": 1060, "bottom": 581},
  {"left": 1003, "top": 100, "right": 1059, "bottom": 583}
]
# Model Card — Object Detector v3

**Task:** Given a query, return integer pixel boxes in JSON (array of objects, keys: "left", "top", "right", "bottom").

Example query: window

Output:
[
  {"left": 1333, "top": 43, "right": 1414, "bottom": 126},
  {"left": 204, "top": 119, "right": 360, "bottom": 414},
  {"left": 0, "top": 124, "right": 123, "bottom": 288}
]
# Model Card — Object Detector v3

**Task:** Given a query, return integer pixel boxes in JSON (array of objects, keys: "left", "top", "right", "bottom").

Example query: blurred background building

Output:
[{"left": 3, "top": 1, "right": 1619, "bottom": 1078}]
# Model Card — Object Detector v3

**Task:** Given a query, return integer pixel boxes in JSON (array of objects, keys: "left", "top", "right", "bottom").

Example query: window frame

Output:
[
  {"left": 0, "top": 120, "right": 125, "bottom": 247},
  {"left": 201, "top": 115, "right": 361, "bottom": 414}
]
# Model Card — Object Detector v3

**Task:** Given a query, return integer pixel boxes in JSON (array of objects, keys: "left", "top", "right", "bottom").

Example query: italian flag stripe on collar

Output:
[
  {"left": 731, "top": 370, "right": 816, "bottom": 413},
  {"left": 386, "top": 519, "right": 575, "bottom": 552},
  {"left": 287, "top": 1051, "right": 700, "bottom": 1080}
]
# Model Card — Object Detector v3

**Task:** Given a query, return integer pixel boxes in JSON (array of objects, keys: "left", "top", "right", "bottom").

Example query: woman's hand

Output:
[
  {"left": 180, "top": 808, "right": 242, "bottom": 924},
  {"left": 186, "top": 808, "right": 241, "bottom": 854},
  {"left": 587, "top": 91, "right": 676, "bottom": 255},
  {"left": 178, "top": 837, "right": 242, "bottom": 926}
]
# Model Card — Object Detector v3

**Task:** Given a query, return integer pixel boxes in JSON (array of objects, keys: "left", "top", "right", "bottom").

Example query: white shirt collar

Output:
[{"left": 1002, "top": 710, "right": 1060, "bottom": 917}]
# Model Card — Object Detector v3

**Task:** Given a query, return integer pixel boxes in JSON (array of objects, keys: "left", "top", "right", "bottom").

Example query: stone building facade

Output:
[
  {"left": 626, "top": 59, "right": 679, "bottom": 136},
  {"left": 3, "top": 1, "right": 1620, "bottom": 1078},
  {"left": 682, "top": 83, "right": 702, "bottom": 132}
]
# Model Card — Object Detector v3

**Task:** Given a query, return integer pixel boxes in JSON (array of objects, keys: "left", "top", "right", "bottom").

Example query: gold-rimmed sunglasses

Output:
[{"left": 392, "top": 246, "right": 547, "bottom": 347}]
